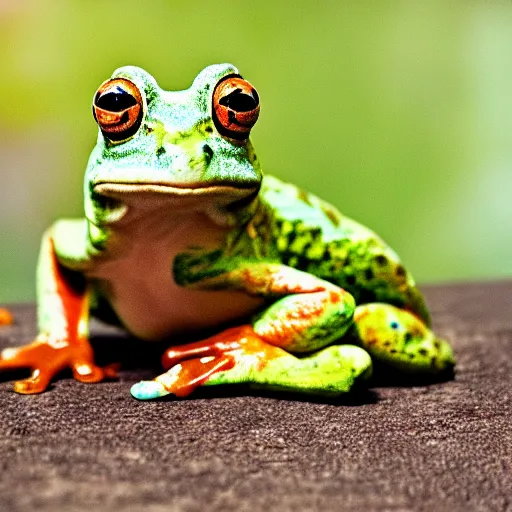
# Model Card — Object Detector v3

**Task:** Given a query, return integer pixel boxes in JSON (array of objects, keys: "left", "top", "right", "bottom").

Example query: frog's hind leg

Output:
[
  {"left": 351, "top": 303, "right": 455, "bottom": 376},
  {"left": 131, "top": 325, "right": 372, "bottom": 400},
  {"left": 132, "top": 264, "right": 375, "bottom": 400}
]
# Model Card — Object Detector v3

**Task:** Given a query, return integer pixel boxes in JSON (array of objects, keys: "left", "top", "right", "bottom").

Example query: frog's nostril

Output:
[{"left": 202, "top": 144, "right": 214, "bottom": 162}]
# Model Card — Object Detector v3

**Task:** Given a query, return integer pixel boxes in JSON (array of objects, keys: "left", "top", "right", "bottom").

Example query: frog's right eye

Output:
[{"left": 92, "top": 78, "right": 143, "bottom": 142}]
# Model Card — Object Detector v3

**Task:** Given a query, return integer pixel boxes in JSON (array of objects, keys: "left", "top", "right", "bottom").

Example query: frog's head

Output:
[{"left": 84, "top": 64, "right": 262, "bottom": 227}]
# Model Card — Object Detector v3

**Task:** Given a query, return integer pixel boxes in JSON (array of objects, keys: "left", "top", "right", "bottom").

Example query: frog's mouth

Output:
[
  {"left": 95, "top": 181, "right": 256, "bottom": 194},
  {"left": 91, "top": 181, "right": 260, "bottom": 224}
]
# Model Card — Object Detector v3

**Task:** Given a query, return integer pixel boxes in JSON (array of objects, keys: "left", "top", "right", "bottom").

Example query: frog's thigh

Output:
[
  {"left": 352, "top": 303, "right": 455, "bottom": 374},
  {"left": 251, "top": 289, "right": 354, "bottom": 353},
  {"left": 230, "top": 264, "right": 357, "bottom": 353},
  {"left": 181, "top": 263, "right": 357, "bottom": 353}
]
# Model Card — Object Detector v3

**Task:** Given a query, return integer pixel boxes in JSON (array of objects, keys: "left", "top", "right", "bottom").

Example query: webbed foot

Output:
[{"left": 0, "top": 338, "right": 117, "bottom": 394}]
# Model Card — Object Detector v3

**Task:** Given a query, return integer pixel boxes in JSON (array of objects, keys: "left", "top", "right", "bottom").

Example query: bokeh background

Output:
[{"left": 1, "top": 0, "right": 511, "bottom": 302}]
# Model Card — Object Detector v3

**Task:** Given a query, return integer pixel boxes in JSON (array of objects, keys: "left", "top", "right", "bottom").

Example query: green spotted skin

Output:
[
  {"left": 174, "top": 174, "right": 430, "bottom": 325},
  {"left": 166, "top": 173, "right": 455, "bottom": 399}
]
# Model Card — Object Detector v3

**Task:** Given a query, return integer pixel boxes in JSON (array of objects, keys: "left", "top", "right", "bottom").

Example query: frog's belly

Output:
[
  {"left": 86, "top": 225, "right": 263, "bottom": 340},
  {"left": 89, "top": 251, "right": 263, "bottom": 340}
]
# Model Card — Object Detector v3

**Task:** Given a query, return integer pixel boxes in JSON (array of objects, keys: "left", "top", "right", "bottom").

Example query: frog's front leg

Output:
[
  {"left": 0, "top": 227, "right": 115, "bottom": 393},
  {"left": 131, "top": 264, "right": 372, "bottom": 400}
]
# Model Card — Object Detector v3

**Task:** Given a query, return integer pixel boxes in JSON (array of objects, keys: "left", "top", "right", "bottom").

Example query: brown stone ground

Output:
[{"left": 0, "top": 281, "right": 511, "bottom": 512}]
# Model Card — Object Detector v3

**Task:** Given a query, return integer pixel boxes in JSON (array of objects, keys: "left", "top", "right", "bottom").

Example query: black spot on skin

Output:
[
  {"left": 156, "top": 147, "right": 166, "bottom": 157},
  {"left": 375, "top": 255, "right": 387, "bottom": 266},
  {"left": 310, "top": 228, "right": 322, "bottom": 240},
  {"left": 418, "top": 348, "right": 428, "bottom": 356},
  {"left": 299, "top": 242, "right": 312, "bottom": 255},
  {"left": 203, "top": 144, "right": 214, "bottom": 161},
  {"left": 383, "top": 341, "right": 391, "bottom": 347},
  {"left": 205, "top": 126, "right": 213, "bottom": 133},
  {"left": 286, "top": 230, "right": 298, "bottom": 247},
  {"left": 409, "top": 353, "right": 415, "bottom": 359},
  {"left": 346, "top": 274, "right": 356, "bottom": 286},
  {"left": 322, "top": 248, "right": 331, "bottom": 262},
  {"left": 390, "top": 349, "right": 397, "bottom": 354},
  {"left": 364, "top": 268, "right": 374, "bottom": 281},
  {"left": 433, "top": 340, "right": 441, "bottom": 349},
  {"left": 395, "top": 265, "right": 406, "bottom": 278},
  {"left": 404, "top": 333, "right": 413, "bottom": 343},
  {"left": 295, "top": 256, "right": 310, "bottom": 271}
]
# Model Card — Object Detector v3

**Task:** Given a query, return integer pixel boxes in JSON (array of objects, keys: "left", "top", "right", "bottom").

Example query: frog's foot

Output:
[
  {"left": 0, "top": 338, "right": 117, "bottom": 394},
  {"left": 352, "top": 303, "right": 455, "bottom": 375},
  {"left": 131, "top": 325, "right": 278, "bottom": 399},
  {"left": 131, "top": 325, "right": 372, "bottom": 400},
  {"left": 0, "top": 308, "right": 13, "bottom": 325}
]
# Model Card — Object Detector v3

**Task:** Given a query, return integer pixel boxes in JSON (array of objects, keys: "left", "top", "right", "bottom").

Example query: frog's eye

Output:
[
  {"left": 92, "top": 78, "right": 143, "bottom": 142},
  {"left": 212, "top": 75, "right": 260, "bottom": 141}
]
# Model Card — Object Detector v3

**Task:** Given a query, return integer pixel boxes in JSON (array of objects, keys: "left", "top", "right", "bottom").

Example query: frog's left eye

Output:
[
  {"left": 212, "top": 75, "right": 260, "bottom": 141},
  {"left": 92, "top": 78, "right": 143, "bottom": 142}
]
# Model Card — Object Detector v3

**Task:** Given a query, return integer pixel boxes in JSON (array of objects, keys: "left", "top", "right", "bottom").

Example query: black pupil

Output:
[
  {"left": 96, "top": 85, "right": 137, "bottom": 112},
  {"left": 219, "top": 88, "right": 259, "bottom": 112}
]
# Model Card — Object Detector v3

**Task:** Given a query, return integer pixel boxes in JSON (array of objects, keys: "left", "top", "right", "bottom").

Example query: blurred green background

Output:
[{"left": 1, "top": 0, "right": 511, "bottom": 302}]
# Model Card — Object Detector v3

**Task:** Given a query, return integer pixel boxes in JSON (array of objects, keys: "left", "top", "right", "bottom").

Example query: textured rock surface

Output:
[{"left": 0, "top": 281, "right": 511, "bottom": 512}]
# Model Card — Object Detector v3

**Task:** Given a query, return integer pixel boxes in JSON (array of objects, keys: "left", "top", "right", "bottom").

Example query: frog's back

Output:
[{"left": 257, "top": 175, "right": 430, "bottom": 322}]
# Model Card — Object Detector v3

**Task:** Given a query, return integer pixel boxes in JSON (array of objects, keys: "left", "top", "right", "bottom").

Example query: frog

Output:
[{"left": 0, "top": 64, "right": 455, "bottom": 399}]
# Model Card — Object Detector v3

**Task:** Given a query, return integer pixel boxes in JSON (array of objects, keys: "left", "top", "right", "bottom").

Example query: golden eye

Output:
[
  {"left": 92, "top": 78, "right": 143, "bottom": 142},
  {"left": 212, "top": 75, "right": 260, "bottom": 141}
]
